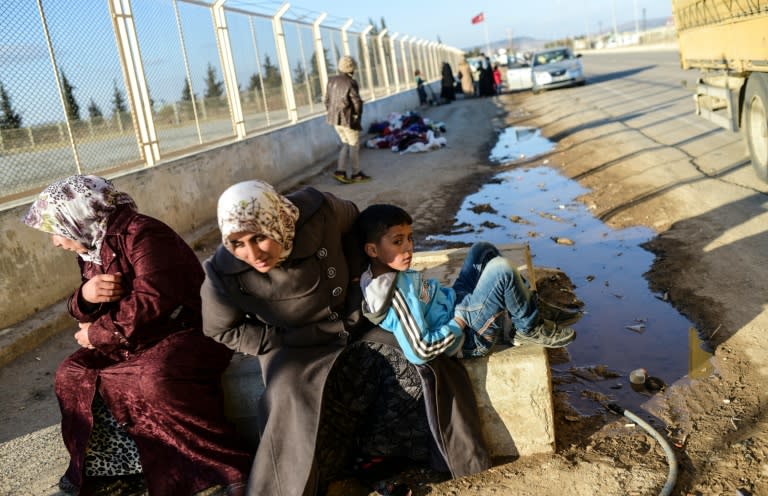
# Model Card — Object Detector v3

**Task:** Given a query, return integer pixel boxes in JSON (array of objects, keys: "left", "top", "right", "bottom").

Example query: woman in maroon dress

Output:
[{"left": 22, "top": 175, "right": 252, "bottom": 495}]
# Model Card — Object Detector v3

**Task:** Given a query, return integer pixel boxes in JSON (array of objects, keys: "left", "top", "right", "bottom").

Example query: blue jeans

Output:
[{"left": 453, "top": 242, "right": 538, "bottom": 357}]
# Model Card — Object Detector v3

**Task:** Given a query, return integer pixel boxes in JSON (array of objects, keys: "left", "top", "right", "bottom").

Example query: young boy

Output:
[{"left": 357, "top": 204, "right": 578, "bottom": 365}]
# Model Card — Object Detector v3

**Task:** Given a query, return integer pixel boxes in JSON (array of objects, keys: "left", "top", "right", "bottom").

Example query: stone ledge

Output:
[{"left": 221, "top": 244, "right": 555, "bottom": 458}]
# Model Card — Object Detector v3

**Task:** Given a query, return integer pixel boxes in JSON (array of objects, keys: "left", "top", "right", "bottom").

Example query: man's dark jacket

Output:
[{"left": 324, "top": 72, "right": 363, "bottom": 130}]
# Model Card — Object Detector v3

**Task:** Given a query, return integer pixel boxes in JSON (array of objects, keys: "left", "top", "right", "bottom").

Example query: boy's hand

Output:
[{"left": 453, "top": 316, "right": 467, "bottom": 330}]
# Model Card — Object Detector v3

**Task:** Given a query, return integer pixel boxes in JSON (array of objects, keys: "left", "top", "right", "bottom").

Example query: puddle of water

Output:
[
  {"left": 489, "top": 127, "right": 555, "bottom": 164},
  {"left": 426, "top": 131, "right": 714, "bottom": 415}
]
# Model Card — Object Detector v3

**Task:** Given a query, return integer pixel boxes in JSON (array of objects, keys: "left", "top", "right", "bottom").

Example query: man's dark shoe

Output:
[
  {"left": 333, "top": 171, "right": 351, "bottom": 184},
  {"left": 537, "top": 299, "right": 583, "bottom": 326},
  {"left": 514, "top": 319, "right": 575, "bottom": 348},
  {"left": 350, "top": 172, "right": 372, "bottom": 182}
]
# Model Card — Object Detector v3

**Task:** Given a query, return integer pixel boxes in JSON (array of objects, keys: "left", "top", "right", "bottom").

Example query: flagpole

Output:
[{"left": 484, "top": 21, "right": 490, "bottom": 55}]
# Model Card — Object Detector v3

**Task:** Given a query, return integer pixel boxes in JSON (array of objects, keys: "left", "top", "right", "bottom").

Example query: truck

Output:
[{"left": 671, "top": 0, "right": 768, "bottom": 182}]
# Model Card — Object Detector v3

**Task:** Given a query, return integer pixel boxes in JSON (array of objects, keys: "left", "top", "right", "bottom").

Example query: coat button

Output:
[
  {"left": 332, "top": 286, "right": 343, "bottom": 297},
  {"left": 328, "top": 312, "right": 339, "bottom": 321},
  {"left": 327, "top": 267, "right": 337, "bottom": 278},
  {"left": 317, "top": 248, "right": 328, "bottom": 259}
]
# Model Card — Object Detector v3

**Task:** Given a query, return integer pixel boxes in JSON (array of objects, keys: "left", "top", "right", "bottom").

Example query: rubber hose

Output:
[{"left": 607, "top": 403, "right": 678, "bottom": 496}]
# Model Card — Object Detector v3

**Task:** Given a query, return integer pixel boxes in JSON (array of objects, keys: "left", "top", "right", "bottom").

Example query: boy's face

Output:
[{"left": 366, "top": 223, "right": 414, "bottom": 272}]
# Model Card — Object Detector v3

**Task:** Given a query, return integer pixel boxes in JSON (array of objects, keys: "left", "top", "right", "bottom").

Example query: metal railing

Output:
[{"left": 0, "top": 1, "right": 463, "bottom": 204}]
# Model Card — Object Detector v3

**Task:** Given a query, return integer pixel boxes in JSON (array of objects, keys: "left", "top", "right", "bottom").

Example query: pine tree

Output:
[
  {"left": 0, "top": 81, "right": 22, "bottom": 129},
  {"left": 262, "top": 55, "right": 281, "bottom": 89},
  {"left": 181, "top": 79, "right": 193, "bottom": 101},
  {"left": 293, "top": 61, "right": 306, "bottom": 86},
  {"left": 87, "top": 98, "right": 103, "bottom": 120},
  {"left": 112, "top": 80, "right": 127, "bottom": 114},
  {"left": 204, "top": 63, "right": 224, "bottom": 99},
  {"left": 247, "top": 73, "right": 261, "bottom": 92},
  {"left": 60, "top": 71, "right": 80, "bottom": 121}
]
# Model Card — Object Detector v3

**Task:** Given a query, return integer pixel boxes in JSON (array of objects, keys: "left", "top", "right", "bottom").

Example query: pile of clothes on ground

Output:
[{"left": 365, "top": 111, "right": 447, "bottom": 154}]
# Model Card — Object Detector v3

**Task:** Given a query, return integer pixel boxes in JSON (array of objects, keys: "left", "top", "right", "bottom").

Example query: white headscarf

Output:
[
  {"left": 22, "top": 175, "right": 137, "bottom": 265},
  {"left": 217, "top": 180, "right": 300, "bottom": 265}
]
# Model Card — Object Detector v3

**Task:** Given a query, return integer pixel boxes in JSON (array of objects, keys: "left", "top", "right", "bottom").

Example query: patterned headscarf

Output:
[
  {"left": 22, "top": 175, "right": 137, "bottom": 265},
  {"left": 217, "top": 180, "right": 300, "bottom": 265}
]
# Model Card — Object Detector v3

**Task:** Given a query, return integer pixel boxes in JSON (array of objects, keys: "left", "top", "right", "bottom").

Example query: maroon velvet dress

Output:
[{"left": 57, "top": 205, "right": 252, "bottom": 494}]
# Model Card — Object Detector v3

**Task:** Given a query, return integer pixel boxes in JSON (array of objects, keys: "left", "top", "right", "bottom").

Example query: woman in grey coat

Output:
[{"left": 201, "top": 180, "right": 490, "bottom": 495}]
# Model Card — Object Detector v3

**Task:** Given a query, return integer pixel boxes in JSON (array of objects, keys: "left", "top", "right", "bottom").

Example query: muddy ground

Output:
[{"left": 1, "top": 86, "right": 766, "bottom": 495}]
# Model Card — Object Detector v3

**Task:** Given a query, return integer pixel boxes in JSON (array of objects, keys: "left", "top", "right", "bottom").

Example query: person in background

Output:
[
  {"left": 415, "top": 69, "right": 428, "bottom": 107},
  {"left": 439, "top": 62, "right": 456, "bottom": 103},
  {"left": 492, "top": 63, "right": 503, "bottom": 95},
  {"left": 357, "top": 204, "right": 580, "bottom": 364},
  {"left": 478, "top": 56, "right": 496, "bottom": 97},
  {"left": 458, "top": 59, "right": 474, "bottom": 97},
  {"left": 201, "top": 180, "right": 491, "bottom": 495},
  {"left": 325, "top": 55, "right": 371, "bottom": 184},
  {"left": 22, "top": 175, "right": 251, "bottom": 496}
]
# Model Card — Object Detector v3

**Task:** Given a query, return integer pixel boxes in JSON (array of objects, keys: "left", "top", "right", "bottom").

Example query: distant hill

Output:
[{"left": 463, "top": 17, "right": 672, "bottom": 53}]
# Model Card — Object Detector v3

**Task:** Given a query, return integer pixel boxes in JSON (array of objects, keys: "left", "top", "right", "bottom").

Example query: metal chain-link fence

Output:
[{"left": 0, "top": 1, "right": 463, "bottom": 204}]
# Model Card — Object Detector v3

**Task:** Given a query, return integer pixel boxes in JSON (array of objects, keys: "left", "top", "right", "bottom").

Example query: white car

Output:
[
  {"left": 506, "top": 61, "right": 533, "bottom": 91},
  {"left": 530, "top": 47, "right": 585, "bottom": 94}
]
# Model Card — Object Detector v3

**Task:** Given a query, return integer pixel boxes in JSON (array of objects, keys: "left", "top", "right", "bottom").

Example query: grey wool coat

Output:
[{"left": 201, "top": 187, "right": 490, "bottom": 496}]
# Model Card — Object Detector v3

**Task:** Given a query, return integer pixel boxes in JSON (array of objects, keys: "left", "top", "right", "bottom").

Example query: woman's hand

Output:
[
  {"left": 75, "top": 322, "right": 94, "bottom": 349},
  {"left": 81, "top": 273, "right": 124, "bottom": 304}
]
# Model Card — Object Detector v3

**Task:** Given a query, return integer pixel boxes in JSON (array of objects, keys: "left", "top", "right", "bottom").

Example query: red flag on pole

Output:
[{"left": 471, "top": 12, "right": 484, "bottom": 24}]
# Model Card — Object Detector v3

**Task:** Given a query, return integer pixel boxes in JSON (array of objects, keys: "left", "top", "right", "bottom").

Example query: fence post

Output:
[
  {"left": 399, "top": 36, "right": 410, "bottom": 89},
  {"left": 376, "top": 29, "right": 391, "bottom": 95},
  {"left": 313, "top": 13, "right": 328, "bottom": 101},
  {"left": 360, "top": 25, "right": 375, "bottom": 99},
  {"left": 212, "top": 0, "right": 245, "bottom": 139},
  {"left": 389, "top": 33, "right": 400, "bottom": 93},
  {"left": 173, "top": 0, "right": 203, "bottom": 144},
  {"left": 340, "top": 18, "right": 353, "bottom": 56},
  {"left": 37, "top": 0, "right": 82, "bottom": 173},
  {"left": 272, "top": 3, "right": 298, "bottom": 123},
  {"left": 109, "top": 0, "right": 160, "bottom": 167}
]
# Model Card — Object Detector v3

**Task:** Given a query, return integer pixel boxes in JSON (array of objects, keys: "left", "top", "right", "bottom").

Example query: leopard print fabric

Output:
[{"left": 84, "top": 395, "right": 142, "bottom": 477}]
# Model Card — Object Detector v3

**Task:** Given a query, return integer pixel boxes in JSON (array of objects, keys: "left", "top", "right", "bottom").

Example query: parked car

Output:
[
  {"left": 506, "top": 60, "right": 533, "bottom": 91},
  {"left": 530, "top": 47, "right": 585, "bottom": 93}
]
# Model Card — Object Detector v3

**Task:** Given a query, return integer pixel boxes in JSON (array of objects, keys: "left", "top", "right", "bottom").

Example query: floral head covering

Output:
[
  {"left": 22, "top": 175, "right": 137, "bottom": 265},
  {"left": 217, "top": 180, "right": 300, "bottom": 264}
]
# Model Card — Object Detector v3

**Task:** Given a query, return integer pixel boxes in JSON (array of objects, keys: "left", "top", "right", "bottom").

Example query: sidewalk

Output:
[{"left": 0, "top": 95, "right": 510, "bottom": 495}]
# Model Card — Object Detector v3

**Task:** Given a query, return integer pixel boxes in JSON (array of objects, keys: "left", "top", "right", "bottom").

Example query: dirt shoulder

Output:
[{"left": 496, "top": 86, "right": 768, "bottom": 495}]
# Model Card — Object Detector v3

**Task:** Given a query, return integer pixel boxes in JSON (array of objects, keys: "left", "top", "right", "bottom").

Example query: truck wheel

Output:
[{"left": 744, "top": 73, "right": 768, "bottom": 182}]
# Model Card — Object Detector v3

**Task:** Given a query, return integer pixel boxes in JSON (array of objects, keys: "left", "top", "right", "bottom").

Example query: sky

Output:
[{"left": 276, "top": 0, "right": 674, "bottom": 50}]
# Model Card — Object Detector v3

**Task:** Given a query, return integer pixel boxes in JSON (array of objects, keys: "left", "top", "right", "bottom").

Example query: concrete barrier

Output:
[{"left": 220, "top": 245, "right": 556, "bottom": 458}]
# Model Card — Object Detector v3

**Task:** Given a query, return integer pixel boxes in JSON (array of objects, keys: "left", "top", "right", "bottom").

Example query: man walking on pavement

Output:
[{"left": 325, "top": 55, "right": 371, "bottom": 184}]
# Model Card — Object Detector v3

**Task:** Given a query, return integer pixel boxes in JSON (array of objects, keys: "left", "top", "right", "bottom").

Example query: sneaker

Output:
[
  {"left": 514, "top": 319, "right": 575, "bottom": 348},
  {"left": 537, "top": 299, "right": 583, "bottom": 326},
  {"left": 333, "top": 171, "right": 351, "bottom": 184},
  {"left": 350, "top": 172, "right": 372, "bottom": 182}
]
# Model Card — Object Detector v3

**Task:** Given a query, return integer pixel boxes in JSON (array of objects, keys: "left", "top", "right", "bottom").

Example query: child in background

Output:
[
  {"left": 356, "top": 204, "right": 578, "bottom": 365},
  {"left": 415, "top": 69, "right": 428, "bottom": 107},
  {"left": 492, "top": 64, "right": 502, "bottom": 95}
]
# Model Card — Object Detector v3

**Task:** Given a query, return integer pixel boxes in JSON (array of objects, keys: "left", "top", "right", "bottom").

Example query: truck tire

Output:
[{"left": 744, "top": 73, "right": 768, "bottom": 182}]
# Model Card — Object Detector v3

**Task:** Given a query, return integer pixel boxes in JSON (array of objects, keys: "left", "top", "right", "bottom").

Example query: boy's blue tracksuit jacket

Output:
[{"left": 361, "top": 267, "right": 464, "bottom": 365}]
